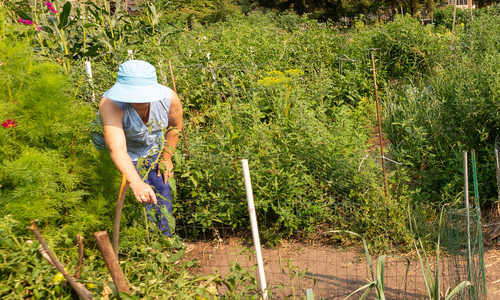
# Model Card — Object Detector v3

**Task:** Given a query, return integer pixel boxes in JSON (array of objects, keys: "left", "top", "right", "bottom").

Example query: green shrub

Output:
[
  {"left": 0, "top": 37, "right": 96, "bottom": 243},
  {"left": 371, "top": 15, "right": 449, "bottom": 80}
]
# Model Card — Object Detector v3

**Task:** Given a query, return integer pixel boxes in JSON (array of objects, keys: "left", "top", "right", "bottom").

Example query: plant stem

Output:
[{"left": 143, "top": 206, "right": 150, "bottom": 243}]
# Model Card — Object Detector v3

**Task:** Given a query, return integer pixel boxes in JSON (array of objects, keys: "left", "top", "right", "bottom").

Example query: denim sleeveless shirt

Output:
[{"left": 92, "top": 85, "right": 172, "bottom": 162}]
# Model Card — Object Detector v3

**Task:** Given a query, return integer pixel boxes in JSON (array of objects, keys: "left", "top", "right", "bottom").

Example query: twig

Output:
[
  {"left": 76, "top": 234, "right": 84, "bottom": 279},
  {"left": 113, "top": 174, "right": 129, "bottom": 256},
  {"left": 28, "top": 221, "right": 93, "bottom": 300},
  {"left": 38, "top": 247, "right": 56, "bottom": 268},
  {"left": 94, "top": 231, "right": 130, "bottom": 294}
]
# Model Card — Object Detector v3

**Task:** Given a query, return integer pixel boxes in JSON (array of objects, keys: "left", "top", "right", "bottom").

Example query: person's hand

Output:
[
  {"left": 158, "top": 158, "right": 174, "bottom": 184},
  {"left": 129, "top": 180, "right": 157, "bottom": 204}
]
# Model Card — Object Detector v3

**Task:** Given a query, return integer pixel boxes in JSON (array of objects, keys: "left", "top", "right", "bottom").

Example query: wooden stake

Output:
[{"left": 94, "top": 231, "right": 130, "bottom": 294}]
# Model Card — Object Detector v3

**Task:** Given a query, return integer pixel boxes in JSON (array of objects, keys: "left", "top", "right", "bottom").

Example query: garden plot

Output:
[{"left": 182, "top": 239, "right": 500, "bottom": 299}]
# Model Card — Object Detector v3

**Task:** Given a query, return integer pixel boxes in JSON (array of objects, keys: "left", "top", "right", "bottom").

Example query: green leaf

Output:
[
  {"left": 119, "top": 292, "right": 141, "bottom": 300},
  {"left": 58, "top": 2, "right": 72, "bottom": 30},
  {"left": 376, "top": 255, "right": 386, "bottom": 300},
  {"left": 83, "top": 22, "right": 99, "bottom": 28},
  {"left": 444, "top": 281, "right": 471, "bottom": 300},
  {"left": 82, "top": 45, "right": 100, "bottom": 57},
  {"left": 169, "top": 248, "right": 185, "bottom": 262},
  {"left": 168, "top": 177, "right": 177, "bottom": 200}
]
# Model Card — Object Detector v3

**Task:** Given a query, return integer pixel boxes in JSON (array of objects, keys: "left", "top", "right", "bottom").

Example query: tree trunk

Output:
[
  {"left": 410, "top": 0, "right": 417, "bottom": 16},
  {"left": 390, "top": 0, "right": 399, "bottom": 19}
]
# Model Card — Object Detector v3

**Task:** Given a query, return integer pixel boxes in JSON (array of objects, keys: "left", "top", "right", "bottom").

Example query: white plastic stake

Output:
[
  {"left": 464, "top": 151, "right": 472, "bottom": 282},
  {"left": 85, "top": 61, "right": 92, "bottom": 79},
  {"left": 128, "top": 49, "right": 134, "bottom": 60},
  {"left": 241, "top": 159, "right": 268, "bottom": 300},
  {"left": 84, "top": 61, "right": 95, "bottom": 102}
]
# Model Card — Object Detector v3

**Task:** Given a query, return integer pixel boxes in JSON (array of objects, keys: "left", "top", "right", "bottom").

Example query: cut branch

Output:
[
  {"left": 28, "top": 221, "right": 93, "bottom": 300},
  {"left": 76, "top": 234, "right": 84, "bottom": 279},
  {"left": 94, "top": 231, "right": 130, "bottom": 294}
]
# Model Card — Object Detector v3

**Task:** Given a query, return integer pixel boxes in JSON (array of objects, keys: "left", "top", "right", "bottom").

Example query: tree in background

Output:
[{"left": 254, "top": 0, "right": 442, "bottom": 20}]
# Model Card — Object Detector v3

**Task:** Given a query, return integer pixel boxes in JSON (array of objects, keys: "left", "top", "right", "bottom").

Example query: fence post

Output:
[{"left": 241, "top": 159, "right": 268, "bottom": 300}]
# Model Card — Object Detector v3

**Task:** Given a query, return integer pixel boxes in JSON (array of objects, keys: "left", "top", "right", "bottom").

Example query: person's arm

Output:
[
  {"left": 99, "top": 97, "right": 157, "bottom": 204},
  {"left": 158, "top": 91, "right": 183, "bottom": 183}
]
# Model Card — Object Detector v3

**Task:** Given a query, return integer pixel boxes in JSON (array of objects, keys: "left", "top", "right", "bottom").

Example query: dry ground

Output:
[{"left": 183, "top": 239, "right": 500, "bottom": 299}]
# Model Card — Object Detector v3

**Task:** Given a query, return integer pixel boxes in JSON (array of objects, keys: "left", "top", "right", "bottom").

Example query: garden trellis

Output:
[{"left": 82, "top": 57, "right": 488, "bottom": 299}]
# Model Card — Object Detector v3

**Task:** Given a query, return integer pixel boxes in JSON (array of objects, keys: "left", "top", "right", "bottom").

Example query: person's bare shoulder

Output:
[{"left": 99, "top": 97, "right": 124, "bottom": 126}]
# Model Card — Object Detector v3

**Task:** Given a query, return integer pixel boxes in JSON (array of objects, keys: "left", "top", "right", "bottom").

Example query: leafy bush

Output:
[
  {"left": 384, "top": 48, "right": 500, "bottom": 206},
  {"left": 433, "top": 4, "right": 500, "bottom": 30},
  {"left": 371, "top": 15, "right": 449, "bottom": 80},
  {"left": 0, "top": 38, "right": 95, "bottom": 232}
]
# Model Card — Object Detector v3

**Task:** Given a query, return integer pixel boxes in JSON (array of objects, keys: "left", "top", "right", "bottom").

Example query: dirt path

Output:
[{"left": 184, "top": 239, "right": 500, "bottom": 299}]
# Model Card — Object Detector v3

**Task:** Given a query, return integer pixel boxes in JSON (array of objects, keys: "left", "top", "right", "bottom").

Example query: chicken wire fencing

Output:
[{"left": 443, "top": 206, "right": 486, "bottom": 300}]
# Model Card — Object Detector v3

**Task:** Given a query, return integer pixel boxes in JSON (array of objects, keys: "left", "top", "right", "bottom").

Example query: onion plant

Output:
[
  {"left": 326, "top": 230, "right": 410, "bottom": 300},
  {"left": 411, "top": 206, "right": 472, "bottom": 300}
]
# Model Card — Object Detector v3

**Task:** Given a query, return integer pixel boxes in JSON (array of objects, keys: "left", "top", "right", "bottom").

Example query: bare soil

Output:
[{"left": 183, "top": 238, "right": 500, "bottom": 299}]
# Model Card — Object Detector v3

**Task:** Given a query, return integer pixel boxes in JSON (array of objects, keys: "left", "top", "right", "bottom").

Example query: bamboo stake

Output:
[
  {"left": 94, "top": 231, "right": 130, "bottom": 294},
  {"left": 168, "top": 59, "right": 190, "bottom": 160},
  {"left": 371, "top": 53, "right": 388, "bottom": 197},
  {"left": 28, "top": 221, "right": 93, "bottom": 300},
  {"left": 168, "top": 59, "right": 177, "bottom": 93},
  {"left": 113, "top": 174, "right": 129, "bottom": 257}
]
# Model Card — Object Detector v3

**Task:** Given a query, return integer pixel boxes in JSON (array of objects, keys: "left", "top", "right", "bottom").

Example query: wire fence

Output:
[
  {"left": 443, "top": 207, "right": 486, "bottom": 300},
  {"left": 173, "top": 189, "right": 487, "bottom": 299},
  {"left": 175, "top": 200, "right": 414, "bottom": 299}
]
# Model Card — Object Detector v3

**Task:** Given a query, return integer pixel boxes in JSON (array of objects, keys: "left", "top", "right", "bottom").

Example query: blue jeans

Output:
[{"left": 133, "top": 155, "right": 173, "bottom": 236}]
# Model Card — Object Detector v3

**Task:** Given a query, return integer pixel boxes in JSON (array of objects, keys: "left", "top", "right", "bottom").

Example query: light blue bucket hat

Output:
[{"left": 106, "top": 60, "right": 165, "bottom": 103}]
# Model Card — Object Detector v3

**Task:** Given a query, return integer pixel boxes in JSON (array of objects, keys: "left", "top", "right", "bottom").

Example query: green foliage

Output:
[
  {"left": 0, "top": 215, "right": 74, "bottom": 299},
  {"left": 383, "top": 12, "right": 500, "bottom": 205},
  {"left": 3, "top": 2, "right": 500, "bottom": 297},
  {"left": 433, "top": 4, "right": 500, "bottom": 30},
  {"left": 371, "top": 15, "right": 449, "bottom": 80},
  {"left": 0, "top": 215, "right": 258, "bottom": 299},
  {"left": 0, "top": 38, "right": 94, "bottom": 231}
]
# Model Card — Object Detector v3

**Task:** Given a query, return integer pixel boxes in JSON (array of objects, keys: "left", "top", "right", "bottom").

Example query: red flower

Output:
[
  {"left": 2, "top": 119, "right": 17, "bottom": 128},
  {"left": 45, "top": 2, "right": 58, "bottom": 13},
  {"left": 19, "top": 18, "right": 35, "bottom": 25}
]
